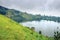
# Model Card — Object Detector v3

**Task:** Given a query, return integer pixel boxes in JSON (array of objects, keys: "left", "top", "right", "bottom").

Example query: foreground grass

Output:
[{"left": 0, "top": 14, "right": 49, "bottom": 40}]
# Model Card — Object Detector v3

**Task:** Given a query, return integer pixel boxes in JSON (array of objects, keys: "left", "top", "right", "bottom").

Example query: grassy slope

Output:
[{"left": 0, "top": 14, "right": 48, "bottom": 40}]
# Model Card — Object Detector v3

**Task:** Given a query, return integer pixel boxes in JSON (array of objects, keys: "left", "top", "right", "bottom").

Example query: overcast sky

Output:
[{"left": 0, "top": 0, "right": 60, "bottom": 16}]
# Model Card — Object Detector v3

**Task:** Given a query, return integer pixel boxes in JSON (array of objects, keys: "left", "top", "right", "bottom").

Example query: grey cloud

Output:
[
  {"left": 0, "top": 0, "right": 60, "bottom": 16},
  {"left": 0, "top": 0, "right": 60, "bottom": 10},
  {"left": 48, "top": 0, "right": 60, "bottom": 11}
]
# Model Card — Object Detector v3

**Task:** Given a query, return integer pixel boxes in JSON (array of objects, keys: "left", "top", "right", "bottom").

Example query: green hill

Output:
[
  {"left": 0, "top": 6, "right": 60, "bottom": 23},
  {"left": 0, "top": 6, "right": 40, "bottom": 22},
  {"left": 0, "top": 14, "right": 48, "bottom": 40}
]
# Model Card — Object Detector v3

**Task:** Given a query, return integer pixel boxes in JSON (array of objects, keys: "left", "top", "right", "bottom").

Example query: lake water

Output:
[{"left": 20, "top": 20, "right": 60, "bottom": 37}]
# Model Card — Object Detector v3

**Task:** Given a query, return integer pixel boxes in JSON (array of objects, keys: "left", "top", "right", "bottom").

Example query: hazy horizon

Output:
[{"left": 0, "top": 0, "right": 60, "bottom": 17}]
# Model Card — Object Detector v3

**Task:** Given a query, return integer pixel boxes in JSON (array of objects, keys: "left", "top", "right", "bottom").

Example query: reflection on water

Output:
[{"left": 21, "top": 20, "right": 60, "bottom": 37}]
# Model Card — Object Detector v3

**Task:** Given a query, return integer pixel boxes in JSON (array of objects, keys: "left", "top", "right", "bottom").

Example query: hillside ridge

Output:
[{"left": 0, "top": 14, "right": 48, "bottom": 40}]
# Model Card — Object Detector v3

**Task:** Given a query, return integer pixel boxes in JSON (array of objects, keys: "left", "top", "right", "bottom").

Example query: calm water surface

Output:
[{"left": 21, "top": 20, "right": 60, "bottom": 37}]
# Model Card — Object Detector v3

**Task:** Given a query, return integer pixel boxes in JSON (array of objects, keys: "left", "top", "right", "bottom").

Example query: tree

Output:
[
  {"left": 39, "top": 31, "right": 42, "bottom": 34},
  {"left": 54, "top": 27, "right": 60, "bottom": 40}
]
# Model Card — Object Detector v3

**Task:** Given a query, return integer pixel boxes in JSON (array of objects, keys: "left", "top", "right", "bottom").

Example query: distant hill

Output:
[
  {"left": 0, "top": 6, "right": 8, "bottom": 15},
  {"left": 0, "top": 6, "right": 41, "bottom": 22},
  {"left": 0, "top": 14, "right": 48, "bottom": 40},
  {"left": 0, "top": 6, "right": 60, "bottom": 23}
]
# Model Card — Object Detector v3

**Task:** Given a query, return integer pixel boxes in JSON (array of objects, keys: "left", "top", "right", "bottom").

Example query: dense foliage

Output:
[{"left": 54, "top": 27, "right": 60, "bottom": 40}]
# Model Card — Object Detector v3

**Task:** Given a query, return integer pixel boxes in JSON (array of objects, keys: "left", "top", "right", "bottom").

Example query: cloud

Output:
[{"left": 0, "top": 0, "right": 60, "bottom": 16}]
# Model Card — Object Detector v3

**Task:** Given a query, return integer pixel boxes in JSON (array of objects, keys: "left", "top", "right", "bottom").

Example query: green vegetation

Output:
[
  {"left": 54, "top": 27, "right": 60, "bottom": 40},
  {"left": 5, "top": 9, "right": 39, "bottom": 22},
  {"left": 0, "top": 6, "right": 60, "bottom": 23},
  {"left": 0, "top": 14, "right": 49, "bottom": 40}
]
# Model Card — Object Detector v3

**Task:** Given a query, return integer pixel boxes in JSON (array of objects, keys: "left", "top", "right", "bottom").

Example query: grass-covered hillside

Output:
[{"left": 0, "top": 14, "right": 48, "bottom": 40}]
